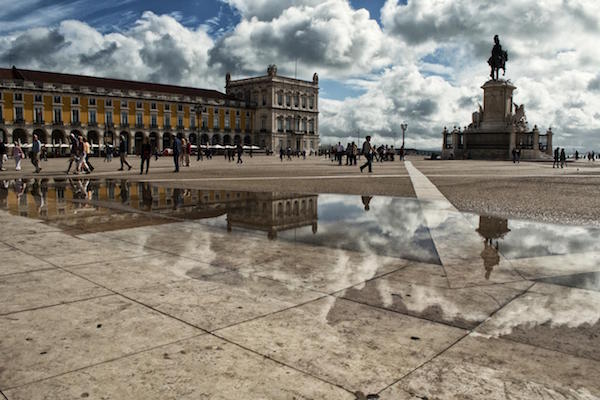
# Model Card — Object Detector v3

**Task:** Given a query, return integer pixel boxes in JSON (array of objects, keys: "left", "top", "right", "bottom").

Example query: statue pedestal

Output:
[{"left": 441, "top": 79, "right": 553, "bottom": 160}]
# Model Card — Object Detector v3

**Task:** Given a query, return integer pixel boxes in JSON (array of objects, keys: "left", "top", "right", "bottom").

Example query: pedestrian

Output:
[
  {"left": 553, "top": 146, "right": 560, "bottom": 168},
  {"left": 512, "top": 148, "right": 517, "bottom": 163},
  {"left": 13, "top": 142, "right": 24, "bottom": 171},
  {"left": 172, "top": 133, "right": 182, "bottom": 173},
  {"left": 66, "top": 133, "right": 79, "bottom": 174},
  {"left": 83, "top": 137, "right": 94, "bottom": 172},
  {"left": 236, "top": 143, "right": 243, "bottom": 164},
  {"left": 30, "top": 134, "right": 42, "bottom": 173},
  {"left": 516, "top": 148, "right": 521, "bottom": 163},
  {"left": 560, "top": 148, "right": 566, "bottom": 168},
  {"left": 359, "top": 136, "right": 374, "bottom": 173},
  {"left": 140, "top": 137, "right": 151, "bottom": 175},
  {"left": 118, "top": 135, "right": 132, "bottom": 171},
  {"left": 197, "top": 144, "right": 203, "bottom": 161},
  {"left": 154, "top": 145, "right": 160, "bottom": 161},
  {"left": 184, "top": 139, "right": 191, "bottom": 167},
  {"left": 180, "top": 138, "right": 187, "bottom": 167},
  {"left": 0, "top": 137, "right": 7, "bottom": 171},
  {"left": 280, "top": 147, "right": 284, "bottom": 162}
]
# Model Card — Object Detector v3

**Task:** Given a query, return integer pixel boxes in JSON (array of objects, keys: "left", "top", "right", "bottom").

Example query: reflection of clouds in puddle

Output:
[{"left": 479, "top": 287, "right": 600, "bottom": 337}]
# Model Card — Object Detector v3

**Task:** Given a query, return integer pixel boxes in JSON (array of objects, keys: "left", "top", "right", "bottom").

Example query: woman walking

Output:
[{"left": 13, "top": 142, "right": 24, "bottom": 171}]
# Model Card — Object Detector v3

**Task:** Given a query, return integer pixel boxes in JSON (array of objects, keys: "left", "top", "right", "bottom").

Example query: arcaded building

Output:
[{"left": 0, "top": 65, "right": 319, "bottom": 154}]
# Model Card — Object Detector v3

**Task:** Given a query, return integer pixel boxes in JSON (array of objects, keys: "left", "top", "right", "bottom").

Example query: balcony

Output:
[
  {"left": 106, "top": 122, "right": 114, "bottom": 128},
  {"left": 88, "top": 122, "right": 98, "bottom": 127},
  {"left": 260, "top": 129, "right": 267, "bottom": 133},
  {"left": 164, "top": 124, "right": 171, "bottom": 130},
  {"left": 135, "top": 123, "right": 145, "bottom": 129},
  {"left": 150, "top": 123, "right": 158, "bottom": 129},
  {"left": 72, "top": 121, "right": 81, "bottom": 127},
  {"left": 223, "top": 127, "right": 231, "bottom": 133},
  {"left": 15, "top": 118, "right": 25, "bottom": 125},
  {"left": 177, "top": 124, "right": 185, "bottom": 130},
  {"left": 235, "top": 128, "right": 242, "bottom": 133},
  {"left": 121, "top": 123, "right": 129, "bottom": 128},
  {"left": 34, "top": 120, "right": 45, "bottom": 125},
  {"left": 52, "top": 121, "right": 64, "bottom": 126}
]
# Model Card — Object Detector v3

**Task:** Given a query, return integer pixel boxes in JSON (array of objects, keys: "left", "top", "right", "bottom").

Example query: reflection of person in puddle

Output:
[
  {"left": 481, "top": 240, "right": 500, "bottom": 279},
  {"left": 0, "top": 180, "right": 9, "bottom": 209},
  {"left": 172, "top": 188, "right": 183, "bottom": 210},
  {"left": 361, "top": 196, "right": 372, "bottom": 211},
  {"left": 141, "top": 183, "right": 153, "bottom": 211}
]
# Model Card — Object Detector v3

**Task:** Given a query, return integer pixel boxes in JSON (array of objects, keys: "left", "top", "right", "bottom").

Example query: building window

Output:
[
  {"left": 302, "top": 96, "right": 306, "bottom": 108},
  {"left": 89, "top": 98, "right": 96, "bottom": 106},
  {"left": 177, "top": 115, "right": 183, "bottom": 127},
  {"left": 34, "top": 94, "right": 43, "bottom": 103},
  {"left": 262, "top": 92, "right": 267, "bottom": 106},
  {"left": 151, "top": 114, "right": 157, "bottom": 127},
  {"left": 302, "top": 119, "right": 306, "bottom": 132},
  {"left": 277, "top": 93, "right": 283, "bottom": 106},
  {"left": 34, "top": 107, "right": 43, "bottom": 123},
  {"left": 54, "top": 108, "right": 62, "bottom": 123},
  {"left": 121, "top": 111, "right": 128, "bottom": 125},
  {"left": 286, "top": 118, "right": 291, "bottom": 131},
  {"left": 202, "top": 115, "right": 208, "bottom": 129},
  {"left": 213, "top": 110, "right": 219, "bottom": 129},
  {"left": 190, "top": 115, "right": 196, "bottom": 128},
  {"left": 14, "top": 93, "right": 23, "bottom": 102},
  {"left": 295, "top": 117, "right": 300, "bottom": 131},
  {"left": 71, "top": 97, "right": 79, "bottom": 105},
  {"left": 164, "top": 113, "right": 171, "bottom": 128},
  {"left": 0, "top": 105, "right": 3, "bottom": 121},
  {"left": 285, "top": 94, "right": 290, "bottom": 106},
  {"left": 105, "top": 111, "right": 113, "bottom": 125},
  {"left": 136, "top": 112, "right": 143, "bottom": 126},
  {"left": 309, "top": 120, "right": 314, "bottom": 132},
  {"left": 164, "top": 104, "right": 170, "bottom": 111},
  {"left": 72, "top": 109, "right": 80, "bottom": 123},
  {"left": 151, "top": 102, "right": 157, "bottom": 110},
  {"left": 224, "top": 114, "right": 230, "bottom": 129},
  {"left": 136, "top": 101, "right": 143, "bottom": 109},
  {"left": 309, "top": 96, "right": 314, "bottom": 109},
  {"left": 261, "top": 116, "right": 266, "bottom": 130},
  {"left": 89, "top": 110, "right": 97, "bottom": 124},
  {"left": 14, "top": 106, "right": 24, "bottom": 122},
  {"left": 177, "top": 104, "right": 183, "bottom": 112},
  {"left": 294, "top": 94, "right": 299, "bottom": 107},
  {"left": 245, "top": 115, "right": 250, "bottom": 130},
  {"left": 105, "top": 99, "right": 112, "bottom": 107},
  {"left": 235, "top": 116, "right": 240, "bottom": 129},
  {"left": 277, "top": 118, "right": 283, "bottom": 132},
  {"left": 53, "top": 96, "right": 61, "bottom": 104}
]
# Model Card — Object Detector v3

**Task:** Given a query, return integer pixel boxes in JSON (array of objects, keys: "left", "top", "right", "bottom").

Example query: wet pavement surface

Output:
[{"left": 1, "top": 163, "right": 599, "bottom": 399}]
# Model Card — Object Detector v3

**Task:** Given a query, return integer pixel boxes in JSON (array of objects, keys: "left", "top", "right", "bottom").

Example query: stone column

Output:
[
  {"left": 546, "top": 128, "right": 553, "bottom": 156},
  {"left": 532, "top": 125, "right": 539, "bottom": 152}
]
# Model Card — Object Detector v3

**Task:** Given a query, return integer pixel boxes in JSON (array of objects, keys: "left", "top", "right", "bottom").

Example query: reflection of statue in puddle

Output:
[
  {"left": 361, "top": 196, "right": 372, "bottom": 211},
  {"left": 476, "top": 216, "right": 510, "bottom": 279}
]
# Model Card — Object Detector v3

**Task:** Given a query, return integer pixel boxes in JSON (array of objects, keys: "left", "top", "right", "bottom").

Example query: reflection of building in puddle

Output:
[
  {"left": 222, "top": 192, "right": 318, "bottom": 239},
  {"left": 476, "top": 216, "right": 510, "bottom": 279},
  {"left": 1, "top": 179, "right": 318, "bottom": 238}
]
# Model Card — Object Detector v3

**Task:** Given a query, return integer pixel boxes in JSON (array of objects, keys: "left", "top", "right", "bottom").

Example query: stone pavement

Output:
[{"left": 1, "top": 161, "right": 599, "bottom": 399}]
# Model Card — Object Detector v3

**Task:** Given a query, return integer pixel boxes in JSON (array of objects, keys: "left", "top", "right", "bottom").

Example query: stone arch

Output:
[
  {"left": 134, "top": 131, "right": 145, "bottom": 155},
  {"left": 200, "top": 133, "right": 209, "bottom": 145},
  {"left": 211, "top": 134, "right": 221, "bottom": 145},
  {"left": 243, "top": 135, "right": 252, "bottom": 146},
  {"left": 188, "top": 132, "right": 197, "bottom": 145},
  {"left": 149, "top": 132, "right": 159, "bottom": 151},
  {"left": 87, "top": 131, "right": 99, "bottom": 156},
  {"left": 223, "top": 134, "right": 231, "bottom": 145},
  {"left": 233, "top": 134, "right": 241, "bottom": 145},
  {"left": 51, "top": 129, "right": 66, "bottom": 156},
  {"left": 163, "top": 132, "right": 172, "bottom": 150},
  {"left": 13, "top": 128, "right": 28, "bottom": 144},
  {"left": 104, "top": 131, "right": 114, "bottom": 145},
  {"left": 33, "top": 128, "right": 47, "bottom": 143}
]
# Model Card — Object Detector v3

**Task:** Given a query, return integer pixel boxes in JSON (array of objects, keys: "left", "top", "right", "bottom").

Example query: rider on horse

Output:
[{"left": 488, "top": 35, "right": 508, "bottom": 80}]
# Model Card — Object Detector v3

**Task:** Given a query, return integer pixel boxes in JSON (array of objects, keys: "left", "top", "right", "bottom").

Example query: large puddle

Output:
[{"left": 2, "top": 178, "right": 600, "bottom": 291}]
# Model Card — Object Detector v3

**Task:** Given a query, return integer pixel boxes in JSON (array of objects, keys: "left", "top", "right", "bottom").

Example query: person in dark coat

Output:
[
  {"left": 172, "top": 134, "right": 182, "bottom": 172},
  {"left": 236, "top": 144, "right": 243, "bottom": 164},
  {"left": 118, "top": 134, "right": 132, "bottom": 171},
  {"left": 140, "top": 137, "right": 152, "bottom": 174}
]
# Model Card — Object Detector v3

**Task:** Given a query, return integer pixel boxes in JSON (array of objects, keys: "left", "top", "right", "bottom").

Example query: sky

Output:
[{"left": 0, "top": 0, "right": 599, "bottom": 150}]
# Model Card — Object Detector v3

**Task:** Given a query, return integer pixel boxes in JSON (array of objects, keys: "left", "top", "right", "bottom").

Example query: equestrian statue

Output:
[{"left": 488, "top": 35, "right": 508, "bottom": 80}]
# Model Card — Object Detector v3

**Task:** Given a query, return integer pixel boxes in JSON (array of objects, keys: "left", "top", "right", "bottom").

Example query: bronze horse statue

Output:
[{"left": 488, "top": 35, "right": 508, "bottom": 80}]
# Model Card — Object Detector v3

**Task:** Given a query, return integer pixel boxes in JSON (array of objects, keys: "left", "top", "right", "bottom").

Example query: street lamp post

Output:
[{"left": 400, "top": 122, "right": 407, "bottom": 160}]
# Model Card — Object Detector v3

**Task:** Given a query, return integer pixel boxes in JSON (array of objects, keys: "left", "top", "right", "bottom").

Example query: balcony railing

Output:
[
  {"left": 72, "top": 121, "right": 81, "bottom": 127},
  {"left": 52, "top": 121, "right": 63, "bottom": 126},
  {"left": 34, "top": 120, "right": 45, "bottom": 125},
  {"left": 135, "top": 123, "right": 145, "bottom": 129},
  {"left": 88, "top": 122, "right": 98, "bottom": 127},
  {"left": 177, "top": 124, "right": 185, "bottom": 130},
  {"left": 106, "top": 122, "right": 114, "bottom": 128},
  {"left": 150, "top": 123, "right": 158, "bottom": 129},
  {"left": 14, "top": 118, "right": 25, "bottom": 124},
  {"left": 121, "top": 123, "right": 129, "bottom": 128}
]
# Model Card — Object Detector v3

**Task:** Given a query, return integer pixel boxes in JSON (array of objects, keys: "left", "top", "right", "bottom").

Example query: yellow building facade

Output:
[{"left": 0, "top": 67, "right": 256, "bottom": 154}]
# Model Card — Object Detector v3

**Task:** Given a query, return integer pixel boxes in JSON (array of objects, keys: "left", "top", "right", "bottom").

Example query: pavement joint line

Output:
[
  {"left": 1, "top": 333, "right": 206, "bottom": 392},
  {"left": 0, "top": 266, "right": 58, "bottom": 278},
  {"left": 0, "top": 389, "right": 7, "bottom": 400},
  {"left": 0, "top": 293, "right": 117, "bottom": 317},
  {"left": 134, "top": 173, "right": 411, "bottom": 182}
]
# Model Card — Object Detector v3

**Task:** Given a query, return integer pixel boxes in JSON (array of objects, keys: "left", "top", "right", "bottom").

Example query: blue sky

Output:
[{"left": 0, "top": 0, "right": 598, "bottom": 150}]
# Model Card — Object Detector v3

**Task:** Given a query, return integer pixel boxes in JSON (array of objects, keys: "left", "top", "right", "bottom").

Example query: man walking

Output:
[
  {"left": 140, "top": 137, "right": 151, "bottom": 175},
  {"left": 172, "top": 133, "right": 182, "bottom": 172},
  {"left": 553, "top": 146, "right": 560, "bottom": 168},
  {"left": 30, "top": 134, "right": 42, "bottom": 173},
  {"left": 359, "top": 136, "right": 374, "bottom": 173},
  {"left": 65, "top": 133, "right": 79, "bottom": 174},
  {"left": 236, "top": 143, "right": 243, "bottom": 164},
  {"left": 0, "top": 137, "right": 6, "bottom": 171},
  {"left": 118, "top": 135, "right": 132, "bottom": 171}
]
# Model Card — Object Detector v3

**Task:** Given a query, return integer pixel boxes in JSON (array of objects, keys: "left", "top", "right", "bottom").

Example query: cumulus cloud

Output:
[
  {"left": 0, "top": 12, "right": 220, "bottom": 89},
  {"left": 210, "top": 0, "right": 388, "bottom": 77}
]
